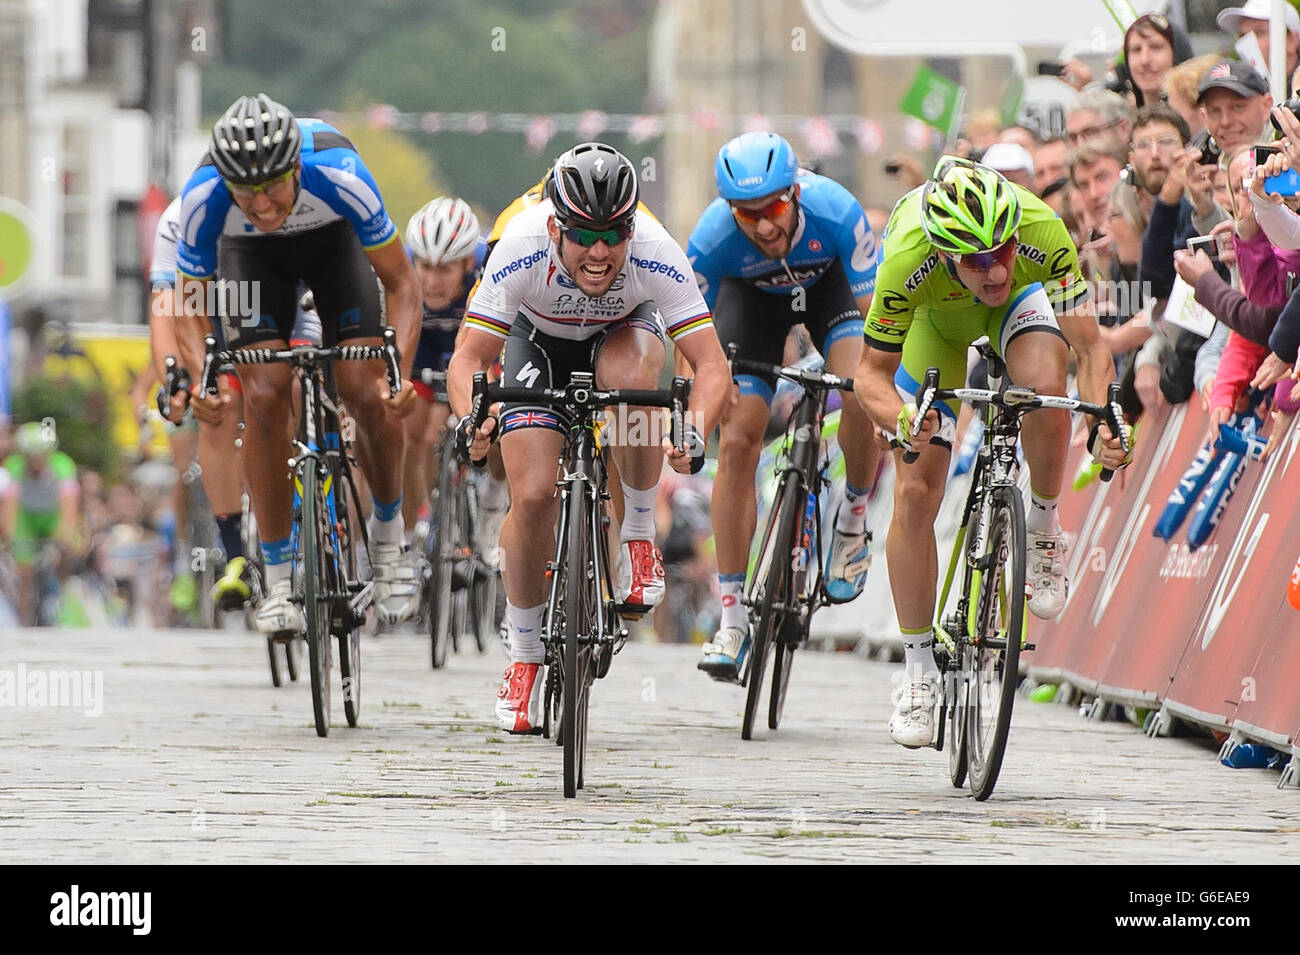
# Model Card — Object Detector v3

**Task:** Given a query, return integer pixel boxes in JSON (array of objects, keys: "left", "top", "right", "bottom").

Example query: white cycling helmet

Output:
[{"left": 405, "top": 197, "right": 480, "bottom": 266}]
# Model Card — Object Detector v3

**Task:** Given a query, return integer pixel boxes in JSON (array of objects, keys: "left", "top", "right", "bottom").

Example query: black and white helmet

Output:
[
  {"left": 209, "top": 93, "right": 302, "bottom": 185},
  {"left": 546, "top": 142, "right": 638, "bottom": 228},
  {"left": 405, "top": 197, "right": 481, "bottom": 265}
]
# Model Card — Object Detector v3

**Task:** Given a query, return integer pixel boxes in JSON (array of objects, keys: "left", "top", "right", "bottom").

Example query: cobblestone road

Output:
[{"left": 2, "top": 626, "right": 1296, "bottom": 863}]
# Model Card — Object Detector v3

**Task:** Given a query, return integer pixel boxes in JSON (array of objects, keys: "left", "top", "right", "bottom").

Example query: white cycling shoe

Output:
[
  {"left": 1026, "top": 530, "right": 1069, "bottom": 619},
  {"left": 255, "top": 579, "right": 304, "bottom": 635},
  {"left": 370, "top": 539, "right": 420, "bottom": 625},
  {"left": 889, "top": 673, "right": 940, "bottom": 749}
]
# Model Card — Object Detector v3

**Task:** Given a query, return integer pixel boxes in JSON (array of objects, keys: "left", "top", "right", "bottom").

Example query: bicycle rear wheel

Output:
[
  {"left": 266, "top": 637, "right": 283, "bottom": 687},
  {"left": 429, "top": 451, "right": 456, "bottom": 669},
  {"left": 336, "top": 464, "right": 364, "bottom": 728},
  {"left": 768, "top": 636, "right": 794, "bottom": 730},
  {"left": 966, "top": 486, "right": 1026, "bottom": 800},
  {"left": 300, "top": 464, "right": 332, "bottom": 738},
  {"left": 563, "top": 481, "right": 596, "bottom": 797},
  {"left": 742, "top": 476, "right": 799, "bottom": 741}
]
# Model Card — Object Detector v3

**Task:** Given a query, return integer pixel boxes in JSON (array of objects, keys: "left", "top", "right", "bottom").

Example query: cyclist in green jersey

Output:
[
  {"left": 853, "top": 157, "right": 1132, "bottom": 749},
  {"left": 2, "top": 422, "right": 81, "bottom": 625}
]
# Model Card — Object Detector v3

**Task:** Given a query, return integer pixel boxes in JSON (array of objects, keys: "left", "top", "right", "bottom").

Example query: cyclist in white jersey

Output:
[{"left": 447, "top": 143, "right": 731, "bottom": 734}]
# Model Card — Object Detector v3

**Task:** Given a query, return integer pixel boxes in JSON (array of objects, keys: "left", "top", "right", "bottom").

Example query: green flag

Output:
[
  {"left": 899, "top": 65, "right": 964, "bottom": 137},
  {"left": 1102, "top": 0, "right": 1138, "bottom": 31},
  {"left": 999, "top": 72, "right": 1024, "bottom": 129}
]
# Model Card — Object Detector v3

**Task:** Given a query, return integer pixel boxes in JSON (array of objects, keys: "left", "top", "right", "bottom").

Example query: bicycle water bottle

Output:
[{"left": 953, "top": 418, "right": 983, "bottom": 477}]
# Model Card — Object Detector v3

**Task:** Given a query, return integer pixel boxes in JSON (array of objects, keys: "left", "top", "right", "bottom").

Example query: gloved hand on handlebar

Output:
[
  {"left": 894, "top": 402, "right": 940, "bottom": 452},
  {"left": 1088, "top": 420, "right": 1134, "bottom": 471},
  {"left": 453, "top": 412, "right": 498, "bottom": 466}
]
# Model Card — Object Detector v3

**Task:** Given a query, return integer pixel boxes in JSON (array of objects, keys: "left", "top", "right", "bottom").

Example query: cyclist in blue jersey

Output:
[
  {"left": 688, "top": 132, "right": 882, "bottom": 683},
  {"left": 402, "top": 197, "right": 490, "bottom": 535},
  {"left": 172, "top": 94, "right": 422, "bottom": 633}
]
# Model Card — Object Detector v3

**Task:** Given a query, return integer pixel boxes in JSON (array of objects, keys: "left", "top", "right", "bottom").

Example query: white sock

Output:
[
  {"left": 901, "top": 627, "right": 939, "bottom": 677},
  {"left": 835, "top": 481, "right": 871, "bottom": 535},
  {"left": 369, "top": 511, "right": 406, "bottom": 545},
  {"left": 619, "top": 482, "right": 658, "bottom": 542},
  {"left": 1026, "top": 489, "right": 1060, "bottom": 535},
  {"left": 507, "top": 602, "right": 547, "bottom": 664},
  {"left": 718, "top": 574, "right": 747, "bottom": 631},
  {"left": 264, "top": 561, "right": 292, "bottom": 591}
]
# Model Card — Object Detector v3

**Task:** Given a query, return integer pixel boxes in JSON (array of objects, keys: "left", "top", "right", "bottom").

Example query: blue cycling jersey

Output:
[
  {"left": 686, "top": 171, "right": 878, "bottom": 311},
  {"left": 175, "top": 118, "right": 398, "bottom": 280}
]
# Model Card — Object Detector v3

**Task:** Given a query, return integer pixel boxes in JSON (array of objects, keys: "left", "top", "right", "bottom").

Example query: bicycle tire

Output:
[
  {"left": 742, "top": 476, "right": 799, "bottom": 741},
  {"left": 266, "top": 637, "right": 283, "bottom": 687},
  {"left": 336, "top": 463, "right": 363, "bottom": 729},
  {"left": 768, "top": 637, "right": 794, "bottom": 730},
  {"left": 285, "top": 635, "right": 301, "bottom": 682},
  {"left": 948, "top": 663, "right": 968, "bottom": 788},
  {"left": 300, "top": 464, "right": 332, "bottom": 738},
  {"left": 429, "top": 450, "right": 456, "bottom": 669},
  {"left": 563, "top": 480, "right": 596, "bottom": 798},
  {"left": 966, "top": 486, "right": 1026, "bottom": 800},
  {"left": 464, "top": 482, "right": 498, "bottom": 654}
]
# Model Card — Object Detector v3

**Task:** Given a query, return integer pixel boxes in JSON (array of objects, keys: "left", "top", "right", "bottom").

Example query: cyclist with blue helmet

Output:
[{"left": 688, "top": 131, "right": 882, "bottom": 683}]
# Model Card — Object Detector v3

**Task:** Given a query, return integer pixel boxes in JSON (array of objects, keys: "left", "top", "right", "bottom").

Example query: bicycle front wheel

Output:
[
  {"left": 742, "top": 476, "right": 799, "bottom": 741},
  {"left": 965, "top": 486, "right": 1026, "bottom": 800},
  {"left": 300, "top": 464, "right": 332, "bottom": 738},
  {"left": 562, "top": 481, "right": 597, "bottom": 797}
]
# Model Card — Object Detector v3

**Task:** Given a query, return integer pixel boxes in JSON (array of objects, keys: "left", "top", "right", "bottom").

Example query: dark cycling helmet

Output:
[
  {"left": 210, "top": 93, "right": 302, "bottom": 185},
  {"left": 547, "top": 143, "right": 638, "bottom": 228},
  {"left": 715, "top": 131, "right": 798, "bottom": 201}
]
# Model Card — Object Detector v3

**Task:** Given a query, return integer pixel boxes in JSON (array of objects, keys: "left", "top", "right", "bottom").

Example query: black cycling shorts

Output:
[
  {"left": 497, "top": 302, "right": 664, "bottom": 436},
  {"left": 712, "top": 258, "right": 862, "bottom": 403},
  {"left": 217, "top": 219, "right": 386, "bottom": 348}
]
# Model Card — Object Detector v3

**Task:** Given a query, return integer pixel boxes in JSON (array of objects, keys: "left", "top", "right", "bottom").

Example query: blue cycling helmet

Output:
[{"left": 715, "top": 132, "right": 798, "bottom": 201}]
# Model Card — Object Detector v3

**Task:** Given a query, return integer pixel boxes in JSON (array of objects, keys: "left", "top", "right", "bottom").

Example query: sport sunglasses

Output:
[
  {"left": 951, "top": 238, "right": 1017, "bottom": 270},
  {"left": 560, "top": 222, "right": 634, "bottom": 247},
  {"left": 225, "top": 168, "right": 295, "bottom": 200},
  {"left": 729, "top": 190, "right": 795, "bottom": 224}
]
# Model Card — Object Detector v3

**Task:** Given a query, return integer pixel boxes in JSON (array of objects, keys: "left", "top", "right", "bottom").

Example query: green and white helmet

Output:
[{"left": 919, "top": 156, "right": 1022, "bottom": 255}]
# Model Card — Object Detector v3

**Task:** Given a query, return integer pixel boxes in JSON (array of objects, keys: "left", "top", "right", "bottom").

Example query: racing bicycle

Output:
[
  {"left": 200, "top": 329, "right": 401, "bottom": 737},
  {"left": 465, "top": 370, "right": 691, "bottom": 798},
  {"left": 907, "top": 343, "right": 1124, "bottom": 799}
]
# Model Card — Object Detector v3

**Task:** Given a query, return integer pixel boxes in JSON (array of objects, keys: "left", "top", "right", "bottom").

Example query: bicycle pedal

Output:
[{"left": 614, "top": 602, "right": 650, "bottom": 620}]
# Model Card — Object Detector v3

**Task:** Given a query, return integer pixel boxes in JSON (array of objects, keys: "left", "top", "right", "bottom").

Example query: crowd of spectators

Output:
[{"left": 881, "top": 5, "right": 1300, "bottom": 461}]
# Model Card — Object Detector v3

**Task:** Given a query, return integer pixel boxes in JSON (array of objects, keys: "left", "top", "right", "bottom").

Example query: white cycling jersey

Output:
[{"left": 464, "top": 200, "right": 713, "bottom": 343}]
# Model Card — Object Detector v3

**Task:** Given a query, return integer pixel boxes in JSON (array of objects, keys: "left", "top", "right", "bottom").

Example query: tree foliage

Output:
[{"left": 204, "top": 0, "right": 651, "bottom": 211}]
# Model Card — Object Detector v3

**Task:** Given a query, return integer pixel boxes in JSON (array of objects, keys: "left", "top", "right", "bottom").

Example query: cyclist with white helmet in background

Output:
[
  {"left": 687, "top": 131, "right": 882, "bottom": 684},
  {"left": 173, "top": 93, "right": 423, "bottom": 634},
  {"left": 853, "top": 156, "right": 1132, "bottom": 749},
  {"left": 401, "top": 197, "right": 496, "bottom": 540}
]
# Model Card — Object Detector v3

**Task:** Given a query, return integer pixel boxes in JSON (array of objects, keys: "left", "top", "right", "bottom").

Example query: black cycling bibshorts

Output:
[
  {"left": 497, "top": 301, "right": 665, "bottom": 436},
  {"left": 217, "top": 219, "right": 385, "bottom": 348},
  {"left": 712, "top": 257, "right": 862, "bottom": 404}
]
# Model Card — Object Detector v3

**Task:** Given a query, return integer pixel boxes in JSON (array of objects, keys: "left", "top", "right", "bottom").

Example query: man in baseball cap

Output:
[
  {"left": 1197, "top": 59, "right": 1273, "bottom": 153},
  {"left": 1218, "top": 0, "right": 1300, "bottom": 79},
  {"left": 979, "top": 142, "right": 1036, "bottom": 190}
]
